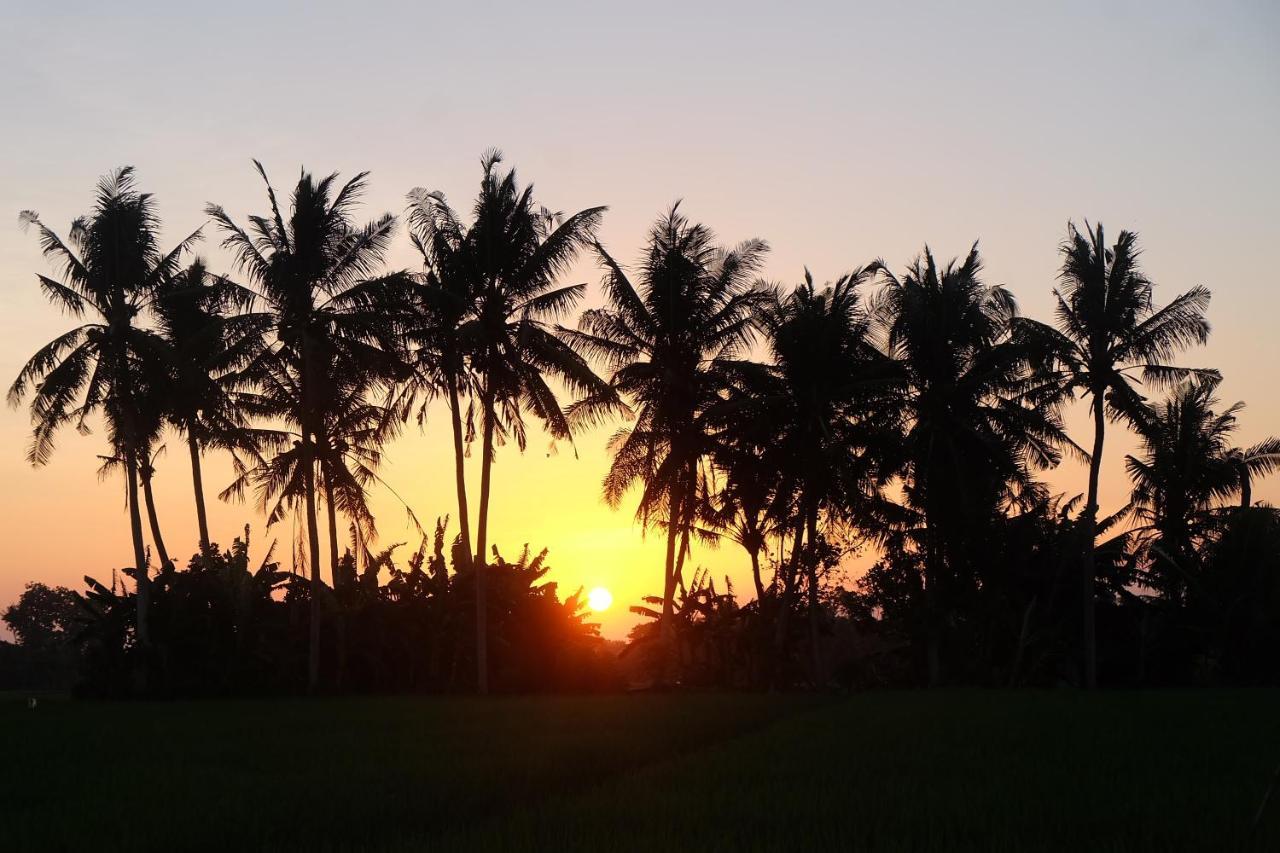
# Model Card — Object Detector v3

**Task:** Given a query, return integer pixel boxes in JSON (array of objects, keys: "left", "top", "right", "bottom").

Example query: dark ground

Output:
[{"left": 2, "top": 690, "right": 1277, "bottom": 851}]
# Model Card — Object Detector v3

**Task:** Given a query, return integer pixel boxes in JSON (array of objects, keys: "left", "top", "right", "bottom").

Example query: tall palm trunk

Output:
[
  {"left": 302, "top": 450, "right": 323, "bottom": 692},
  {"left": 772, "top": 514, "right": 805, "bottom": 685},
  {"left": 300, "top": 334, "right": 323, "bottom": 692},
  {"left": 1082, "top": 395, "right": 1105, "bottom": 689},
  {"left": 473, "top": 386, "right": 495, "bottom": 695},
  {"left": 748, "top": 534, "right": 765, "bottom": 602},
  {"left": 1240, "top": 471, "right": 1252, "bottom": 509},
  {"left": 139, "top": 462, "right": 173, "bottom": 571},
  {"left": 447, "top": 373, "right": 473, "bottom": 561},
  {"left": 322, "top": 463, "right": 349, "bottom": 688},
  {"left": 659, "top": 484, "right": 681, "bottom": 684},
  {"left": 187, "top": 433, "right": 210, "bottom": 554},
  {"left": 323, "top": 464, "right": 342, "bottom": 591},
  {"left": 924, "top": 490, "right": 943, "bottom": 687},
  {"left": 671, "top": 459, "right": 696, "bottom": 597},
  {"left": 124, "top": 449, "right": 151, "bottom": 648},
  {"left": 804, "top": 499, "right": 823, "bottom": 687}
]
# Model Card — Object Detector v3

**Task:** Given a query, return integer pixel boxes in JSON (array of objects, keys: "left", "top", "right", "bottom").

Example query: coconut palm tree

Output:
[
  {"left": 399, "top": 187, "right": 480, "bottom": 565},
  {"left": 147, "top": 259, "right": 273, "bottom": 553},
  {"left": 10, "top": 168, "right": 200, "bottom": 649},
  {"left": 223, "top": 348, "right": 403, "bottom": 602},
  {"left": 872, "top": 244, "right": 1071, "bottom": 685},
  {"left": 566, "top": 205, "right": 769, "bottom": 660},
  {"left": 765, "top": 270, "right": 902, "bottom": 680},
  {"left": 1226, "top": 438, "right": 1280, "bottom": 509},
  {"left": 406, "top": 151, "right": 617, "bottom": 693},
  {"left": 712, "top": 269, "right": 901, "bottom": 682},
  {"left": 1018, "top": 222, "right": 1214, "bottom": 687},
  {"left": 206, "top": 161, "right": 406, "bottom": 690},
  {"left": 1125, "top": 377, "right": 1262, "bottom": 601}
]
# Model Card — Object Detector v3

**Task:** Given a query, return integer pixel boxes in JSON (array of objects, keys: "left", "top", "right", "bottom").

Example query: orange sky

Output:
[{"left": 1, "top": 2, "right": 1277, "bottom": 639}]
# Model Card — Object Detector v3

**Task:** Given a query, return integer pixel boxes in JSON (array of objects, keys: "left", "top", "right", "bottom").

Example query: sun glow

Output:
[{"left": 587, "top": 587, "right": 613, "bottom": 612}]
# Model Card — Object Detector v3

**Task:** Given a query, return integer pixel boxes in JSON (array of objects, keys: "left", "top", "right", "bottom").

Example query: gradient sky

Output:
[{"left": 2, "top": 1, "right": 1277, "bottom": 639}]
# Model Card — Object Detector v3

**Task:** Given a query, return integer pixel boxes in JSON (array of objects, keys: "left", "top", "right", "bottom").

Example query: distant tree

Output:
[
  {"left": 3, "top": 583, "right": 80, "bottom": 648},
  {"left": 1019, "top": 223, "right": 1214, "bottom": 686},
  {"left": 10, "top": 168, "right": 201, "bottom": 647},
  {"left": 567, "top": 205, "right": 768, "bottom": 667}
]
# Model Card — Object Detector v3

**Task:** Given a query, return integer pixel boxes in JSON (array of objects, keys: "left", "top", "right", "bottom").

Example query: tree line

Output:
[{"left": 5, "top": 155, "right": 1278, "bottom": 695}]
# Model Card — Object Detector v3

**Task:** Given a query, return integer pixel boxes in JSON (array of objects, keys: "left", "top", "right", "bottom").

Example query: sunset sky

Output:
[{"left": 1, "top": 1, "right": 1277, "bottom": 639}]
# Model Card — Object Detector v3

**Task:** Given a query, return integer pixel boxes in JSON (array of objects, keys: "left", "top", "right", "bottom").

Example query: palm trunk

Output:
[
  {"left": 448, "top": 374, "right": 473, "bottom": 562},
  {"left": 1240, "top": 472, "right": 1252, "bottom": 509},
  {"left": 187, "top": 433, "right": 210, "bottom": 554},
  {"left": 659, "top": 490, "right": 680, "bottom": 684},
  {"left": 300, "top": 334, "right": 323, "bottom": 692},
  {"left": 672, "top": 459, "right": 696, "bottom": 597},
  {"left": 805, "top": 499, "right": 823, "bottom": 687},
  {"left": 140, "top": 462, "right": 173, "bottom": 571},
  {"left": 1008, "top": 595, "right": 1037, "bottom": 687},
  {"left": 323, "top": 465, "right": 342, "bottom": 591},
  {"left": 1082, "top": 396, "right": 1106, "bottom": 689},
  {"left": 924, "top": 496, "right": 943, "bottom": 688},
  {"left": 673, "top": 523, "right": 691, "bottom": 599},
  {"left": 303, "top": 452, "right": 323, "bottom": 692},
  {"left": 323, "top": 465, "right": 348, "bottom": 689},
  {"left": 473, "top": 386, "right": 495, "bottom": 695},
  {"left": 772, "top": 515, "right": 805, "bottom": 686},
  {"left": 748, "top": 537, "right": 765, "bottom": 603},
  {"left": 124, "top": 449, "right": 151, "bottom": 649}
]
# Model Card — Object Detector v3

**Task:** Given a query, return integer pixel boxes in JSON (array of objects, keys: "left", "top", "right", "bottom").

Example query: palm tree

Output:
[
  {"left": 406, "top": 152, "right": 617, "bottom": 693},
  {"left": 206, "top": 161, "right": 405, "bottom": 690},
  {"left": 10, "top": 168, "right": 200, "bottom": 650},
  {"left": 872, "top": 244, "right": 1070, "bottom": 685},
  {"left": 714, "top": 269, "right": 899, "bottom": 683},
  {"left": 1019, "top": 222, "right": 1213, "bottom": 687},
  {"left": 1125, "top": 377, "right": 1273, "bottom": 600},
  {"left": 566, "top": 205, "right": 769, "bottom": 663},
  {"left": 400, "top": 187, "right": 480, "bottom": 565},
  {"left": 709, "top": 423, "right": 779, "bottom": 604},
  {"left": 148, "top": 259, "right": 272, "bottom": 553},
  {"left": 766, "top": 270, "right": 901, "bottom": 681},
  {"left": 1226, "top": 439, "right": 1280, "bottom": 509}
]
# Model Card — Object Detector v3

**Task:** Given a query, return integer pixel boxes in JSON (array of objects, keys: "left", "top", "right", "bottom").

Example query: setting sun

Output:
[{"left": 587, "top": 587, "right": 613, "bottom": 612}]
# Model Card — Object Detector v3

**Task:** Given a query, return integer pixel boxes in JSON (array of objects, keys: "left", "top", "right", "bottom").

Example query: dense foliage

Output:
[{"left": 5, "top": 161, "right": 1277, "bottom": 695}]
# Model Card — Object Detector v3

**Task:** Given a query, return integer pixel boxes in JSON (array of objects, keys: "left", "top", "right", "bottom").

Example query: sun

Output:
[{"left": 587, "top": 586, "right": 613, "bottom": 612}]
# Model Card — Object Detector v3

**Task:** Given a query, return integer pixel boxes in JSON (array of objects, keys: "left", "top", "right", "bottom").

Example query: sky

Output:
[{"left": 1, "top": 0, "right": 1277, "bottom": 639}]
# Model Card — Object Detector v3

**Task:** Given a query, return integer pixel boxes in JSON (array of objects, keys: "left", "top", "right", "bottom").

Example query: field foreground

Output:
[{"left": 2, "top": 690, "right": 1278, "bottom": 851}]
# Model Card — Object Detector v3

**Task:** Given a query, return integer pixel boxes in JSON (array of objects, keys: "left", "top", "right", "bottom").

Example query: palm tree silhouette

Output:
[
  {"left": 206, "top": 161, "right": 405, "bottom": 690},
  {"left": 1125, "top": 377, "right": 1241, "bottom": 601},
  {"left": 1019, "top": 222, "right": 1214, "bottom": 687},
  {"left": 872, "top": 244, "right": 1070, "bottom": 685},
  {"left": 147, "top": 259, "right": 273, "bottom": 553},
  {"left": 10, "top": 168, "right": 200, "bottom": 649},
  {"left": 402, "top": 151, "right": 615, "bottom": 692},
  {"left": 721, "top": 269, "right": 897, "bottom": 683},
  {"left": 1225, "top": 439, "right": 1280, "bottom": 509},
  {"left": 399, "top": 185, "right": 484, "bottom": 565},
  {"left": 567, "top": 205, "right": 768, "bottom": 669}
]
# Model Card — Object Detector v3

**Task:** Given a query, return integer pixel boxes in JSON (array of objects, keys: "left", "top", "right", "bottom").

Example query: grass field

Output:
[{"left": 2, "top": 690, "right": 1278, "bottom": 851}]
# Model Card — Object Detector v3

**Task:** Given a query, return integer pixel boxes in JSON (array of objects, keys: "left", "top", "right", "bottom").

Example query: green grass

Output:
[{"left": 2, "top": 690, "right": 1277, "bottom": 851}]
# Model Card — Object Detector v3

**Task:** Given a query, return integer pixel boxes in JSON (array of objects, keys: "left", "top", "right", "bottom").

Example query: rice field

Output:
[{"left": 2, "top": 690, "right": 1277, "bottom": 851}]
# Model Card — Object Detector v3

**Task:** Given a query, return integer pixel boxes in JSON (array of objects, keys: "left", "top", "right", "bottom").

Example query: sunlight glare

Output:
[{"left": 587, "top": 586, "right": 613, "bottom": 612}]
